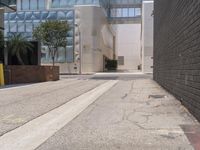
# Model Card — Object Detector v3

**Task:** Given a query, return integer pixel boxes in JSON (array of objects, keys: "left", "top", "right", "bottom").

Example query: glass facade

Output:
[
  {"left": 16, "top": 0, "right": 142, "bottom": 23},
  {"left": 4, "top": 10, "right": 75, "bottom": 63},
  {"left": 0, "top": 0, "right": 16, "bottom": 7},
  {"left": 20, "top": 0, "right": 45, "bottom": 10},
  {"left": 110, "top": 7, "right": 141, "bottom": 18},
  {"left": 109, "top": 0, "right": 142, "bottom": 18},
  {"left": 110, "top": 0, "right": 142, "bottom": 5},
  {"left": 17, "top": 0, "right": 142, "bottom": 18},
  {"left": 51, "top": 0, "right": 99, "bottom": 8}
]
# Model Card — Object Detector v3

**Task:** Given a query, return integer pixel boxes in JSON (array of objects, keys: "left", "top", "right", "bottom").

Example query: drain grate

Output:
[{"left": 149, "top": 95, "right": 166, "bottom": 99}]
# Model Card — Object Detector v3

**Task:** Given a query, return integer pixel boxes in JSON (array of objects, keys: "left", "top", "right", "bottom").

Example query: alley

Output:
[{"left": 0, "top": 73, "right": 199, "bottom": 150}]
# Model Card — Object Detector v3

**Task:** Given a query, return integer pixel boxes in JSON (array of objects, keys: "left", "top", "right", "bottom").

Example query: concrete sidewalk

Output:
[
  {"left": 0, "top": 74, "right": 199, "bottom": 150},
  {"left": 36, "top": 78, "right": 199, "bottom": 150}
]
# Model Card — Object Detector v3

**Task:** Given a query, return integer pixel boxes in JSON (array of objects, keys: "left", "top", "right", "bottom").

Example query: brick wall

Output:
[
  {"left": 4, "top": 66, "right": 59, "bottom": 84},
  {"left": 154, "top": 0, "right": 200, "bottom": 121}
]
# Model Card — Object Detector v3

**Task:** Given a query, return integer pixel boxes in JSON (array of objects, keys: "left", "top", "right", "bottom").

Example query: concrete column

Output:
[{"left": 142, "top": 1, "right": 154, "bottom": 73}]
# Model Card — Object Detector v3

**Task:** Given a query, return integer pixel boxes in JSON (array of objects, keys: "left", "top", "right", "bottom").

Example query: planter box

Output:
[{"left": 4, "top": 65, "right": 59, "bottom": 84}]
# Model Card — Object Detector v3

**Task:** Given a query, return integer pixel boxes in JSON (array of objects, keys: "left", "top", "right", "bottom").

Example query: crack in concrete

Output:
[{"left": 121, "top": 81, "right": 135, "bottom": 100}]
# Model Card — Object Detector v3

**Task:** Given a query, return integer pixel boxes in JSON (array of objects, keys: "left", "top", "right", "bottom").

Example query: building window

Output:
[
  {"left": 21, "top": 0, "right": 29, "bottom": 10},
  {"left": 38, "top": 0, "right": 45, "bottom": 9},
  {"left": 52, "top": 0, "right": 60, "bottom": 8},
  {"left": 135, "top": 8, "right": 141, "bottom": 16},
  {"left": 30, "top": 0, "right": 37, "bottom": 10},
  {"left": 110, "top": 7, "right": 141, "bottom": 18},
  {"left": 50, "top": 0, "right": 99, "bottom": 8},
  {"left": 118, "top": 56, "right": 124, "bottom": 65},
  {"left": 21, "top": 0, "right": 45, "bottom": 10}
]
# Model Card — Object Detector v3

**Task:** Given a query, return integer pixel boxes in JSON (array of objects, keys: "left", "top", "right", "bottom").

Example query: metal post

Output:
[{"left": 0, "top": 62, "right": 4, "bottom": 86}]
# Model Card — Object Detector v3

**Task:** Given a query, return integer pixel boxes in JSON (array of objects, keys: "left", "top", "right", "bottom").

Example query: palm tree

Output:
[{"left": 8, "top": 33, "right": 33, "bottom": 65}]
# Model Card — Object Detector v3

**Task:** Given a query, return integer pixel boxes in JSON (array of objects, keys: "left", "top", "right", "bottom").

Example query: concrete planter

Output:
[{"left": 4, "top": 65, "right": 59, "bottom": 85}]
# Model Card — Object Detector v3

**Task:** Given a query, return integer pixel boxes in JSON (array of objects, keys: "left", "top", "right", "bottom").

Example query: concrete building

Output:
[
  {"left": 0, "top": 0, "right": 16, "bottom": 30},
  {"left": 115, "top": 0, "right": 154, "bottom": 73},
  {"left": 74, "top": 5, "right": 114, "bottom": 73},
  {"left": 3, "top": 0, "right": 146, "bottom": 74},
  {"left": 0, "top": 0, "right": 16, "bottom": 64},
  {"left": 116, "top": 24, "right": 141, "bottom": 71},
  {"left": 4, "top": 0, "right": 115, "bottom": 74},
  {"left": 3, "top": 0, "right": 154, "bottom": 74}
]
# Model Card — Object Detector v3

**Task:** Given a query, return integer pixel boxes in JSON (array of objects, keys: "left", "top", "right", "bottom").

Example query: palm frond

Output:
[{"left": 8, "top": 33, "right": 34, "bottom": 65}]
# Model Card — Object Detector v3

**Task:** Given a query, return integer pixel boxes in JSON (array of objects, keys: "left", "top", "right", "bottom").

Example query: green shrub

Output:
[{"left": 106, "top": 60, "right": 118, "bottom": 70}]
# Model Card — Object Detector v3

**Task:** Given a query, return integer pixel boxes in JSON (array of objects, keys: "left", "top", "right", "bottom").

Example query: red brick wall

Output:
[{"left": 4, "top": 65, "right": 59, "bottom": 84}]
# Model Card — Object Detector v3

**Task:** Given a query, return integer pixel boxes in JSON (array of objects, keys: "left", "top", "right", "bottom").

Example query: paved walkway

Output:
[
  {"left": 37, "top": 78, "right": 198, "bottom": 150},
  {"left": 0, "top": 79, "right": 106, "bottom": 136},
  {"left": 0, "top": 74, "right": 199, "bottom": 150}
]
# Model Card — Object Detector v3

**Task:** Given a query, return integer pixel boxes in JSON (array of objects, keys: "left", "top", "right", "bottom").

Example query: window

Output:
[
  {"left": 129, "top": 8, "right": 135, "bottom": 17},
  {"left": 135, "top": 8, "right": 141, "bottom": 16},
  {"left": 118, "top": 56, "right": 124, "bottom": 66},
  {"left": 21, "top": 0, "right": 45, "bottom": 10},
  {"left": 52, "top": 0, "right": 60, "bottom": 8},
  {"left": 30, "top": 0, "right": 37, "bottom": 10},
  {"left": 60, "top": 0, "right": 67, "bottom": 6},
  {"left": 25, "top": 22, "right": 33, "bottom": 32},
  {"left": 18, "top": 21, "right": 25, "bottom": 32},
  {"left": 122, "top": 8, "right": 128, "bottom": 17},
  {"left": 38, "top": 0, "right": 45, "bottom": 9},
  {"left": 21, "top": 0, "right": 29, "bottom": 10},
  {"left": 10, "top": 21, "right": 17, "bottom": 32}
]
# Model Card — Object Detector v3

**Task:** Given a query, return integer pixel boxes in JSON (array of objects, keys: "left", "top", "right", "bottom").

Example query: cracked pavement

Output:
[{"left": 34, "top": 74, "right": 199, "bottom": 150}]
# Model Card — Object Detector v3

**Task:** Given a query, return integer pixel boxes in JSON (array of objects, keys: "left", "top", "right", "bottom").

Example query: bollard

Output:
[{"left": 0, "top": 63, "right": 4, "bottom": 86}]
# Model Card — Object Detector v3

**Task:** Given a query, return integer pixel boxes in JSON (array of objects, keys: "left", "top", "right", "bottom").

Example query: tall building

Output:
[
  {"left": 3, "top": 0, "right": 153, "bottom": 74},
  {"left": 115, "top": 0, "right": 153, "bottom": 73},
  {"left": 0, "top": 0, "right": 16, "bottom": 30},
  {"left": 0, "top": 0, "right": 16, "bottom": 64}
]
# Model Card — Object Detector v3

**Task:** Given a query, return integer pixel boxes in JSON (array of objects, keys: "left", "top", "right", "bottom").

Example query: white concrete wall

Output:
[
  {"left": 74, "top": 6, "right": 114, "bottom": 74},
  {"left": 115, "top": 24, "right": 141, "bottom": 71},
  {"left": 56, "top": 6, "right": 114, "bottom": 74},
  {"left": 142, "top": 1, "right": 154, "bottom": 73}
]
